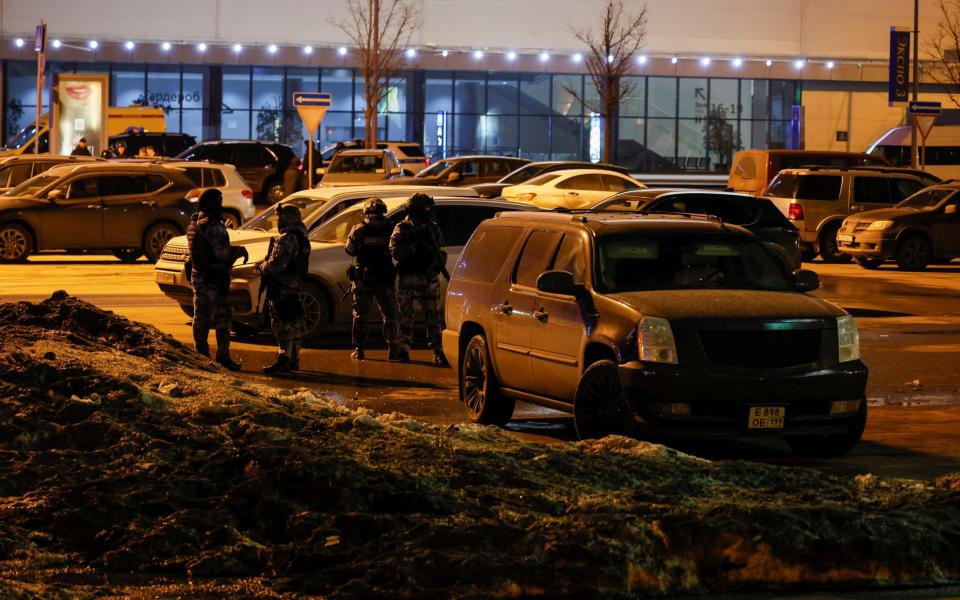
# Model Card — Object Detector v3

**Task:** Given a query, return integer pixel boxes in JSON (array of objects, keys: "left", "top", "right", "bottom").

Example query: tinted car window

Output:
[
  {"left": 9, "top": 163, "right": 34, "bottom": 187},
  {"left": 551, "top": 234, "right": 587, "bottom": 283},
  {"left": 181, "top": 168, "right": 204, "bottom": 187},
  {"left": 796, "top": 175, "right": 842, "bottom": 201},
  {"left": 101, "top": 175, "right": 148, "bottom": 196},
  {"left": 514, "top": 231, "right": 562, "bottom": 287},
  {"left": 853, "top": 177, "right": 892, "bottom": 204},
  {"left": 147, "top": 174, "right": 169, "bottom": 192},
  {"left": 484, "top": 160, "right": 512, "bottom": 178},
  {"left": 68, "top": 176, "right": 101, "bottom": 199},
  {"left": 456, "top": 160, "right": 480, "bottom": 177},
  {"left": 892, "top": 178, "right": 924, "bottom": 202},
  {"left": 235, "top": 145, "right": 270, "bottom": 167},
  {"left": 433, "top": 205, "right": 506, "bottom": 246},
  {"left": 454, "top": 225, "right": 524, "bottom": 283},
  {"left": 557, "top": 174, "right": 604, "bottom": 190},
  {"left": 652, "top": 196, "right": 757, "bottom": 225},
  {"left": 601, "top": 174, "right": 638, "bottom": 192}
]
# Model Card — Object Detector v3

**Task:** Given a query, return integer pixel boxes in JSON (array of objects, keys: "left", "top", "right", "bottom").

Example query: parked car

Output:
[
  {"left": 317, "top": 149, "right": 404, "bottom": 187},
  {"left": 762, "top": 167, "right": 929, "bottom": 262},
  {"left": 593, "top": 189, "right": 801, "bottom": 272},
  {"left": 727, "top": 150, "right": 890, "bottom": 195},
  {"left": 837, "top": 184, "right": 960, "bottom": 270},
  {"left": 317, "top": 139, "right": 427, "bottom": 172},
  {"left": 441, "top": 211, "right": 868, "bottom": 456},
  {"left": 502, "top": 168, "right": 646, "bottom": 209},
  {"left": 155, "top": 195, "right": 536, "bottom": 338},
  {"left": 388, "top": 156, "right": 530, "bottom": 187},
  {"left": 176, "top": 140, "right": 297, "bottom": 204},
  {"left": 109, "top": 131, "right": 197, "bottom": 158},
  {"left": 160, "top": 161, "right": 254, "bottom": 228},
  {"left": 0, "top": 154, "right": 105, "bottom": 193},
  {"left": 0, "top": 162, "right": 196, "bottom": 263},
  {"left": 470, "top": 160, "right": 632, "bottom": 199}
]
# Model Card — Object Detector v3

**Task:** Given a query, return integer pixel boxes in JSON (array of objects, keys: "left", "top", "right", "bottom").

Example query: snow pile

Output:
[{"left": 0, "top": 294, "right": 958, "bottom": 598}]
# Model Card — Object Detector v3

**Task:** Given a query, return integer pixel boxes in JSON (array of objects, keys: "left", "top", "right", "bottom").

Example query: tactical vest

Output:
[
  {"left": 285, "top": 228, "right": 311, "bottom": 279},
  {"left": 187, "top": 213, "right": 225, "bottom": 273},
  {"left": 395, "top": 219, "right": 439, "bottom": 275},
  {"left": 355, "top": 219, "right": 395, "bottom": 277}
]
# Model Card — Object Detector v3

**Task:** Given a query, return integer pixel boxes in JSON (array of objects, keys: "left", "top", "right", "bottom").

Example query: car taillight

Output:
[
  {"left": 241, "top": 189, "right": 253, "bottom": 200},
  {"left": 185, "top": 188, "right": 201, "bottom": 201},
  {"left": 788, "top": 202, "right": 804, "bottom": 221},
  {"left": 424, "top": 157, "right": 430, "bottom": 167}
]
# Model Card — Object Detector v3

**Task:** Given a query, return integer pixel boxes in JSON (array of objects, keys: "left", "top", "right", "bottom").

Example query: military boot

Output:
[
  {"left": 433, "top": 351, "right": 450, "bottom": 368},
  {"left": 288, "top": 343, "right": 301, "bottom": 371},
  {"left": 216, "top": 356, "right": 242, "bottom": 371},
  {"left": 262, "top": 355, "right": 291, "bottom": 375},
  {"left": 351, "top": 347, "right": 365, "bottom": 360}
]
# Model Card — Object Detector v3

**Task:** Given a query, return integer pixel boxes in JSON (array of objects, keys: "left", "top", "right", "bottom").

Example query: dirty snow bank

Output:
[{"left": 0, "top": 293, "right": 958, "bottom": 598}]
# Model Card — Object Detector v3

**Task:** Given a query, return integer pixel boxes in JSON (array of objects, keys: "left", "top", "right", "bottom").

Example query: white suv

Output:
[{"left": 162, "top": 161, "right": 255, "bottom": 228}]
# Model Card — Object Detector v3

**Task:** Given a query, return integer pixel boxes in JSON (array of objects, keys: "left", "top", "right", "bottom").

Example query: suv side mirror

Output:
[
  {"left": 316, "top": 167, "right": 326, "bottom": 176},
  {"left": 390, "top": 167, "right": 402, "bottom": 176},
  {"left": 447, "top": 171, "right": 461, "bottom": 183},
  {"left": 792, "top": 269, "right": 820, "bottom": 293},
  {"left": 46, "top": 189, "right": 63, "bottom": 201},
  {"left": 537, "top": 270, "right": 579, "bottom": 295}
]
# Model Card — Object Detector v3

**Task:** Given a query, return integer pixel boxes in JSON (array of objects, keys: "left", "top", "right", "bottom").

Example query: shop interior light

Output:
[
  {"left": 267, "top": 44, "right": 278, "bottom": 54},
  {"left": 405, "top": 48, "right": 416, "bottom": 58},
  {"left": 52, "top": 39, "right": 62, "bottom": 49},
  {"left": 794, "top": 58, "right": 806, "bottom": 69},
  {"left": 539, "top": 52, "right": 549, "bottom": 62},
  {"left": 765, "top": 59, "right": 773, "bottom": 67},
  {"left": 670, "top": 56, "right": 678, "bottom": 64},
  {"left": 89, "top": 40, "right": 99, "bottom": 49},
  {"left": 303, "top": 45, "right": 313, "bottom": 55},
  {"left": 732, "top": 57, "right": 743, "bottom": 67},
  {"left": 637, "top": 55, "right": 647, "bottom": 64},
  {"left": 338, "top": 46, "right": 347, "bottom": 56},
  {"left": 14, "top": 38, "right": 24, "bottom": 48},
  {"left": 573, "top": 53, "right": 583, "bottom": 63},
  {"left": 506, "top": 51, "right": 517, "bottom": 61},
  {"left": 161, "top": 42, "right": 172, "bottom": 51},
  {"left": 826, "top": 60, "right": 836, "bottom": 69},
  {"left": 125, "top": 41, "right": 135, "bottom": 50},
  {"left": 232, "top": 43, "right": 242, "bottom": 53},
  {"left": 700, "top": 56, "right": 711, "bottom": 66},
  {"left": 473, "top": 50, "right": 484, "bottom": 59},
  {"left": 197, "top": 42, "right": 207, "bottom": 52}
]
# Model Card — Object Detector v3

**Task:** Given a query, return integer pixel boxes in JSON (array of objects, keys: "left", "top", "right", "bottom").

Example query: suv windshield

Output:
[
  {"left": 595, "top": 233, "right": 790, "bottom": 293},
  {"left": 242, "top": 196, "right": 328, "bottom": 232},
  {"left": 896, "top": 188, "right": 955, "bottom": 210},
  {"left": 7, "top": 173, "right": 59, "bottom": 197},
  {"left": 308, "top": 208, "right": 366, "bottom": 244},
  {"left": 328, "top": 153, "right": 386, "bottom": 174}
]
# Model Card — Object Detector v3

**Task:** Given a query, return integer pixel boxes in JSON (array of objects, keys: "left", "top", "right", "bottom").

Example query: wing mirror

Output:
[
  {"left": 792, "top": 269, "right": 820, "bottom": 293},
  {"left": 537, "top": 270, "right": 581, "bottom": 295},
  {"left": 390, "top": 167, "right": 402, "bottom": 176},
  {"left": 46, "top": 189, "right": 63, "bottom": 201},
  {"left": 316, "top": 167, "right": 327, "bottom": 176},
  {"left": 447, "top": 171, "right": 461, "bottom": 183}
]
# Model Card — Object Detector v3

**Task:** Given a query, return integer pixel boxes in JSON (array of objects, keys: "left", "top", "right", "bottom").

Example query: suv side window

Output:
[
  {"left": 795, "top": 175, "right": 841, "bottom": 201},
  {"left": 146, "top": 174, "right": 170, "bottom": 192},
  {"left": 67, "top": 176, "right": 102, "bottom": 199},
  {"left": 235, "top": 145, "right": 270, "bottom": 167},
  {"left": 853, "top": 176, "right": 892, "bottom": 204},
  {"left": 455, "top": 160, "right": 481, "bottom": 178},
  {"left": 513, "top": 230, "right": 562, "bottom": 288},
  {"left": 892, "top": 178, "right": 924, "bottom": 202},
  {"left": 181, "top": 168, "right": 204, "bottom": 187},
  {"left": 550, "top": 234, "right": 587, "bottom": 283},
  {"left": 453, "top": 225, "right": 525, "bottom": 283},
  {"left": 10, "top": 163, "right": 34, "bottom": 187},
  {"left": 101, "top": 175, "right": 147, "bottom": 197},
  {"left": 433, "top": 205, "right": 505, "bottom": 246},
  {"left": 483, "top": 160, "right": 511, "bottom": 178},
  {"left": 208, "top": 168, "right": 227, "bottom": 187}
]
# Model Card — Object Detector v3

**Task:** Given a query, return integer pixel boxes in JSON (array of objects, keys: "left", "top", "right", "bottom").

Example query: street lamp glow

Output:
[
  {"left": 52, "top": 39, "right": 62, "bottom": 49},
  {"left": 539, "top": 52, "right": 549, "bottom": 62},
  {"left": 267, "top": 44, "right": 278, "bottom": 54},
  {"left": 700, "top": 56, "right": 711, "bottom": 66},
  {"left": 473, "top": 50, "right": 484, "bottom": 59},
  {"left": 506, "top": 51, "right": 517, "bottom": 61},
  {"left": 161, "top": 42, "right": 172, "bottom": 51},
  {"left": 637, "top": 54, "right": 647, "bottom": 64},
  {"left": 14, "top": 38, "right": 24, "bottom": 48},
  {"left": 607, "top": 54, "right": 614, "bottom": 64},
  {"left": 124, "top": 41, "right": 135, "bottom": 51},
  {"left": 338, "top": 46, "right": 347, "bottom": 56},
  {"left": 88, "top": 40, "right": 99, "bottom": 50},
  {"left": 303, "top": 45, "right": 313, "bottom": 55},
  {"left": 765, "top": 59, "right": 773, "bottom": 67},
  {"left": 732, "top": 57, "right": 743, "bottom": 67},
  {"left": 794, "top": 58, "right": 805, "bottom": 69},
  {"left": 232, "top": 43, "right": 242, "bottom": 53},
  {"left": 826, "top": 60, "right": 836, "bottom": 69},
  {"left": 441, "top": 50, "right": 449, "bottom": 57},
  {"left": 197, "top": 42, "right": 207, "bottom": 52},
  {"left": 405, "top": 48, "right": 416, "bottom": 58},
  {"left": 670, "top": 56, "right": 678, "bottom": 64},
  {"left": 573, "top": 53, "right": 583, "bottom": 63}
]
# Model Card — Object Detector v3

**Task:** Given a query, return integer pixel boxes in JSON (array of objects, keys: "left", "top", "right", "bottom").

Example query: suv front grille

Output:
[
  {"left": 160, "top": 245, "right": 189, "bottom": 263},
  {"left": 853, "top": 222, "right": 870, "bottom": 233},
  {"left": 698, "top": 329, "right": 821, "bottom": 369}
]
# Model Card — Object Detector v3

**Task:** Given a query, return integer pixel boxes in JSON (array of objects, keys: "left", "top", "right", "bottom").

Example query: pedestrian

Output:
[
  {"left": 389, "top": 192, "right": 449, "bottom": 366},
  {"left": 187, "top": 189, "right": 248, "bottom": 371},
  {"left": 345, "top": 197, "right": 397, "bottom": 360},
  {"left": 71, "top": 137, "right": 92, "bottom": 156},
  {"left": 258, "top": 204, "right": 311, "bottom": 374},
  {"left": 283, "top": 157, "right": 302, "bottom": 196}
]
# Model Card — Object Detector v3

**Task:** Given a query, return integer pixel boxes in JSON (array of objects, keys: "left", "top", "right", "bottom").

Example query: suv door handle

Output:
[
  {"left": 141, "top": 200, "right": 157, "bottom": 207},
  {"left": 566, "top": 191, "right": 580, "bottom": 196},
  {"left": 534, "top": 308, "right": 548, "bottom": 322},
  {"left": 494, "top": 302, "right": 513, "bottom": 315}
]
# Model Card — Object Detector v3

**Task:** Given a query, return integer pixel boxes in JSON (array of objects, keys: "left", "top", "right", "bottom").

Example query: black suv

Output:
[
  {"left": 471, "top": 160, "right": 632, "bottom": 198},
  {"left": 109, "top": 132, "right": 197, "bottom": 158},
  {"left": 176, "top": 141, "right": 296, "bottom": 204},
  {"left": 838, "top": 184, "right": 960, "bottom": 270}
]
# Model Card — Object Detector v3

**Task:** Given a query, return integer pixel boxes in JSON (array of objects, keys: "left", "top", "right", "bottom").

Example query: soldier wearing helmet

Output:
[
  {"left": 187, "top": 188, "right": 249, "bottom": 370},
  {"left": 389, "top": 192, "right": 449, "bottom": 366},
  {"left": 258, "top": 203, "right": 311, "bottom": 374},
  {"left": 345, "top": 197, "right": 397, "bottom": 360}
]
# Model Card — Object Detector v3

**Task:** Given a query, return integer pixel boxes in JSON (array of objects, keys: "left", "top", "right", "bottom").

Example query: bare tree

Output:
[
  {"left": 567, "top": 0, "right": 648, "bottom": 163},
  {"left": 332, "top": 0, "right": 419, "bottom": 148},
  {"left": 928, "top": 0, "right": 960, "bottom": 106}
]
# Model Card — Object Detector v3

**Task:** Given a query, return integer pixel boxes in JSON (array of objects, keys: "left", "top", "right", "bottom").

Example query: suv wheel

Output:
[
  {"left": 818, "top": 223, "right": 851, "bottom": 263},
  {"left": 113, "top": 248, "right": 143, "bottom": 263},
  {"left": 143, "top": 223, "right": 182, "bottom": 262},
  {"left": 298, "top": 282, "right": 329, "bottom": 341},
  {"left": 853, "top": 257, "right": 883, "bottom": 270},
  {"left": 222, "top": 210, "right": 242, "bottom": 230},
  {"left": 573, "top": 360, "right": 636, "bottom": 440},
  {"left": 265, "top": 181, "right": 285, "bottom": 205},
  {"left": 895, "top": 235, "right": 931, "bottom": 271},
  {"left": 785, "top": 398, "right": 867, "bottom": 457},
  {"left": 0, "top": 223, "right": 33, "bottom": 263},
  {"left": 460, "top": 334, "right": 515, "bottom": 425}
]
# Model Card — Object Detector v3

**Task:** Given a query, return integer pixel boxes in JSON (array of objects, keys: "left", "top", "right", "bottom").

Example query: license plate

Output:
[
  {"left": 837, "top": 233, "right": 853, "bottom": 242},
  {"left": 748, "top": 406, "right": 785, "bottom": 429},
  {"left": 156, "top": 271, "right": 177, "bottom": 284}
]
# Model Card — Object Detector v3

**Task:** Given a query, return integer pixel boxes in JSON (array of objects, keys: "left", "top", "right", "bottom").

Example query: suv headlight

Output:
[
  {"left": 836, "top": 315, "right": 861, "bottom": 362},
  {"left": 866, "top": 220, "right": 893, "bottom": 231},
  {"left": 638, "top": 317, "right": 678, "bottom": 364}
]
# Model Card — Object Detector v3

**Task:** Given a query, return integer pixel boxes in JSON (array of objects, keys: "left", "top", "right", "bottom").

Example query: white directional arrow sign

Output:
[{"left": 292, "top": 92, "right": 332, "bottom": 187}]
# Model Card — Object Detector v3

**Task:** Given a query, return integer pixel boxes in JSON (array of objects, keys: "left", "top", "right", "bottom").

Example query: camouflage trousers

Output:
[
  {"left": 351, "top": 281, "right": 397, "bottom": 349},
  {"left": 192, "top": 274, "right": 232, "bottom": 360},
  {"left": 268, "top": 294, "right": 307, "bottom": 367},
  {"left": 395, "top": 273, "right": 441, "bottom": 353}
]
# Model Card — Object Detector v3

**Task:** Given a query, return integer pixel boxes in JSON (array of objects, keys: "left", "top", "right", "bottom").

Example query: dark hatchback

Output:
[
  {"left": 387, "top": 155, "right": 530, "bottom": 187},
  {"left": 593, "top": 189, "right": 802, "bottom": 272},
  {"left": 0, "top": 162, "right": 195, "bottom": 263},
  {"left": 176, "top": 140, "right": 296, "bottom": 204},
  {"left": 470, "top": 160, "right": 631, "bottom": 198}
]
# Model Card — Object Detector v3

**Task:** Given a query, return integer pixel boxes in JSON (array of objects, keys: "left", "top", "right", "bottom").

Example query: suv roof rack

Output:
[{"left": 804, "top": 165, "right": 926, "bottom": 175}]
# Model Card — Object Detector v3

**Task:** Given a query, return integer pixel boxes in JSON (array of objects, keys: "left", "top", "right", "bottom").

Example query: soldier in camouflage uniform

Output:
[
  {"left": 258, "top": 204, "right": 312, "bottom": 374},
  {"left": 187, "top": 189, "right": 248, "bottom": 370},
  {"left": 345, "top": 197, "right": 397, "bottom": 361},
  {"left": 389, "top": 192, "right": 449, "bottom": 366}
]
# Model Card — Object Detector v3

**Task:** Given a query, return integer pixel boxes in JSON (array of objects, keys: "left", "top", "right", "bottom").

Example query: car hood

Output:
[
  {"left": 848, "top": 207, "right": 924, "bottom": 221},
  {"left": 0, "top": 195, "right": 47, "bottom": 210},
  {"left": 231, "top": 240, "right": 343, "bottom": 273},
  {"left": 320, "top": 173, "right": 392, "bottom": 187},
  {"left": 163, "top": 228, "right": 279, "bottom": 252},
  {"left": 607, "top": 289, "right": 845, "bottom": 321}
]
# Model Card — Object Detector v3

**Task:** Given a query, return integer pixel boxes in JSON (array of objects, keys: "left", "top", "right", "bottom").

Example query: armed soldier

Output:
[
  {"left": 258, "top": 204, "right": 312, "bottom": 374},
  {"left": 389, "top": 192, "right": 449, "bottom": 366},
  {"left": 345, "top": 198, "right": 398, "bottom": 360},
  {"left": 187, "top": 189, "right": 248, "bottom": 370}
]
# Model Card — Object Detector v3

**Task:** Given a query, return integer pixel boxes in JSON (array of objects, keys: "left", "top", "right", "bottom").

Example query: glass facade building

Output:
[{"left": 3, "top": 59, "right": 800, "bottom": 172}]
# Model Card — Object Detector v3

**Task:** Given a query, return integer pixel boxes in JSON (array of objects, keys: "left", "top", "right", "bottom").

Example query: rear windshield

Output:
[
  {"left": 896, "top": 188, "right": 955, "bottom": 210},
  {"left": 328, "top": 153, "right": 386, "bottom": 174},
  {"left": 595, "top": 233, "right": 790, "bottom": 293},
  {"left": 395, "top": 144, "right": 424, "bottom": 157},
  {"left": 766, "top": 174, "right": 841, "bottom": 201}
]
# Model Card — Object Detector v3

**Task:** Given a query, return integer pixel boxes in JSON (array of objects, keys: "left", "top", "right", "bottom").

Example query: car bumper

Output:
[
  {"left": 441, "top": 329, "right": 460, "bottom": 370},
  {"left": 154, "top": 262, "right": 262, "bottom": 319},
  {"left": 837, "top": 231, "right": 897, "bottom": 259},
  {"left": 618, "top": 360, "right": 868, "bottom": 437}
]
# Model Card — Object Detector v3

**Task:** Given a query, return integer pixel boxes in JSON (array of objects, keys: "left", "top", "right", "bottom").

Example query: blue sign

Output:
[
  {"left": 888, "top": 28, "right": 910, "bottom": 105},
  {"left": 292, "top": 92, "right": 332, "bottom": 107},
  {"left": 908, "top": 101, "right": 941, "bottom": 115}
]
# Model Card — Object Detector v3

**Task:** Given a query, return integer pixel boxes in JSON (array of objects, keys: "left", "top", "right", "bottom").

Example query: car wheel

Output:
[
  {"left": 818, "top": 223, "right": 851, "bottom": 263},
  {"left": 298, "top": 282, "right": 329, "bottom": 341},
  {"left": 143, "top": 223, "right": 182, "bottom": 262},
  {"left": 785, "top": 398, "right": 867, "bottom": 458},
  {"left": 895, "top": 235, "right": 932, "bottom": 271},
  {"left": 221, "top": 210, "right": 242, "bottom": 230},
  {"left": 460, "top": 334, "right": 515, "bottom": 425},
  {"left": 0, "top": 223, "right": 33, "bottom": 263},
  {"left": 573, "top": 359, "right": 636, "bottom": 440},
  {"left": 800, "top": 248, "right": 818, "bottom": 262},
  {"left": 112, "top": 248, "right": 143, "bottom": 263},
  {"left": 265, "top": 181, "right": 285, "bottom": 205},
  {"left": 853, "top": 257, "right": 883, "bottom": 270}
]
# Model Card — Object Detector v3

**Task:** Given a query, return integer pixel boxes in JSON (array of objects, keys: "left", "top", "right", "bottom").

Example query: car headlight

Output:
[
  {"left": 836, "top": 315, "right": 860, "bottom": 362},
  {"left": 866, "top": 220, "right": 893, "bottom": 231},
  {"left": 638, "top": 316, "right": 678, "bottom": 364}
]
